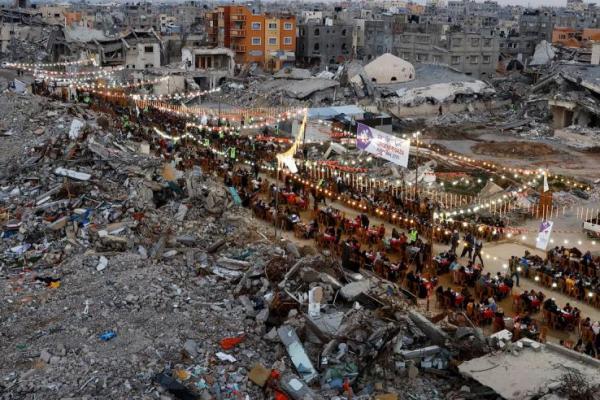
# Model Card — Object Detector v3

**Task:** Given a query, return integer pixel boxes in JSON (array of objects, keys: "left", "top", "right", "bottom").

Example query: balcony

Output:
[
  {"left": 233, "top": 45, "right": 246, "bottom": 52},
  {"left": 231, "top": 14, "right": 246, "bottom": 21},
  {"left": 230, "top": 29, "right": 246, "bottom": 37}
]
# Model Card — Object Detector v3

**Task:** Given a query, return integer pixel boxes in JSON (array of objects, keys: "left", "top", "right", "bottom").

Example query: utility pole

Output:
[{"left": 413, "top": 131, "right": 420, "bottom": 199}]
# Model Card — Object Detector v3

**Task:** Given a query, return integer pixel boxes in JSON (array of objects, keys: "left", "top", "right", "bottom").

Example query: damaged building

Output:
[{"left": 536, "top": 64, "right": 600, "bottom": 137}]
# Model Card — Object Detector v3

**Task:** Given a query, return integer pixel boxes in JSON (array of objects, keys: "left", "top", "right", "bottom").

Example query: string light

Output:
[
  {"left": 72, "top": 76, "right": 169, "bottom": 90},
  {"left": 5, "top": 58, "right": 96, "bottom": 68},
  {"left": 33, "top": 66, "right": 125, "bottom": 79}
]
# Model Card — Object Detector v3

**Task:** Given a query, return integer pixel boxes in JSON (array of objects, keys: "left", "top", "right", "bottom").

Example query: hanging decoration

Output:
[{"left": 5, "top": 58, "right": 96, "bottom": 68}]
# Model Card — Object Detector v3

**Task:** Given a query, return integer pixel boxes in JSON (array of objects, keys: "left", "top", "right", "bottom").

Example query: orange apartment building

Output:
[
  {"left": 552, "top": 26, "right": 600, "bottom": 48},
  {"left": 206, "top": 5, "right": 296, "bottom": 71}
]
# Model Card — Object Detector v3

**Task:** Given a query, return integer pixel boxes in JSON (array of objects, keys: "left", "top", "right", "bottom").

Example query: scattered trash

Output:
[
  {"left": 96, "top": 256, "right": 108, "bottom": 272},
  {"left": 98, "top": 330, "right": 117, "bottom": 341},
  {"left": 215, "top": 352, "right": 237, "bottom": 363},
  {"left": 154, "top": 373, "right": 197, "bottom": 400},
  {"left": 220, "top": 335, "right": 245, "bottom": 350}
]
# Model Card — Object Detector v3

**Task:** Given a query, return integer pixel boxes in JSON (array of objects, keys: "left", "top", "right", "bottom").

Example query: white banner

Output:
[
  {"left": 535, "top": 220, "right": 554, "bottom": 250},
  {"left": 356, "top": 123, "right": 410, "bottom": 167}
]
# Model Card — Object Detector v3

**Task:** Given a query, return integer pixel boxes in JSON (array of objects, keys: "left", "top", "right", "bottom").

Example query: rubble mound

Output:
[{"left": 471, "top": 141, "right": 558, "bottom": 157}]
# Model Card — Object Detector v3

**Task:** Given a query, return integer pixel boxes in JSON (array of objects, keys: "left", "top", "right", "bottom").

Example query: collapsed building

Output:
[{"left": 530, "top": 63, "right": 600, "bottom": 149}]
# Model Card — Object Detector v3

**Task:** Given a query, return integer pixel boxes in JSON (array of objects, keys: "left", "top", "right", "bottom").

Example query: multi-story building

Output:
[
  {"left": 363, "top": 18, "right": 499, "bottom": 78},
  {"left": 206, "top": 5, "right": 295, "bottom": 71},
  {"left": 502, "top": 9, "right": 555, "bottom": 61},
  {"left": 296, "top": 17, "right": 353, "bottom": 66},
  {"left": 552, "top": 26, "right": 600, "bottom": 47},
  {"left": 39, "top": 5, "right": 70, "bottom": 25},
  {"left": 124, "top": 3, "right": 159, "bottom": 31},
  {"left": 362, "top": 17, "right": 396, "bottom": 60}
]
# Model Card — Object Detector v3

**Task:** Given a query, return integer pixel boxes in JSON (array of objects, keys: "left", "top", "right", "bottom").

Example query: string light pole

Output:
[{"left": 413, "top": 131, "right": 421, "bottom": 199}]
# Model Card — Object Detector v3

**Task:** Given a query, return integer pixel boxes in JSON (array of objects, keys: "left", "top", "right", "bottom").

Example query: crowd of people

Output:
[{"left": 39, "top": 86, "right": 600, "bottom": 356}]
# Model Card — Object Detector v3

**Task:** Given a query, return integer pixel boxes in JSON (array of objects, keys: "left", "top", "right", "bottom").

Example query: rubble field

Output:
[{"left": 0, "top": 92, "right": 500, "bottom": 400}]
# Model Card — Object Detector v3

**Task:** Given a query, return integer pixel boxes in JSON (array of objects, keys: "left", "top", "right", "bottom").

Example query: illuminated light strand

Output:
[
  {"left": 82, "top": 87, "right": 216, "bottom": 101},
  {"left": 443, "top": 150, "right": 589, "bottom": 190},
  {"left": 5, "top": 58, "right": 96, "bottom": 68},
  {"left": 184, "top": 109, "right": 303, "bottom": 131},
  {"left": 140, "top": 99, "right": 307, "bottom": 124},
  {"left": 31, "top": 66, "right": 125, "bottom": 77},
  {"left": 73, "top": 76, "right": 169, "bottom": 90},
  {"left": 130, "top": 87, "right": 222, "bottom": 101}
]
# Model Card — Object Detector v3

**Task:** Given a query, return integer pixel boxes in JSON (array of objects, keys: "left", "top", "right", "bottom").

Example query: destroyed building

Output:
[
  {"left": 533, "top": 63, "right": 600, "bottom": 148},
  {"left": 296, "top": 17, "right": 353, "bottom": 67}
]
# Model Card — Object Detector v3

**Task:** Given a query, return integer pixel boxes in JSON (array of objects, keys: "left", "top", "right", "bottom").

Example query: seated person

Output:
[
  {"left": 543, "top": 297, "right": 559, "bottom": 314},
  {"left": 520, "top": 291, "right": 532, "bottom": 310},
  {"left": 521, "top": 312, "right": 533, "bottom": 326},
  {"left": 378, "top": 223, "right": 386, "bottom": 238},
  {"left": 305, "top": 220, "right": 318, "bottom": 238},
  {"left": 487, "top": 297, "right": 498, "bottom": 313},
  {"left": 563, "top": 302, "right": 573, "bottom": 314}
]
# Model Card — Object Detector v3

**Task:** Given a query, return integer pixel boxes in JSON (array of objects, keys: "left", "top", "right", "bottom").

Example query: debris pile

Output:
[{"left": 0, "top": 91, "right": 503, "bottom": 399}]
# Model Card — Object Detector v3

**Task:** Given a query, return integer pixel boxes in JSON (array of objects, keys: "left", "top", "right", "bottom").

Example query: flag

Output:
[{"left": 535, "top": 220, "right": 553, "bottom": 250}]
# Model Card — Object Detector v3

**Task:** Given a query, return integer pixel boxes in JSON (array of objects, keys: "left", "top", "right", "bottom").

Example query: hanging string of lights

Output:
[
  {"left": 72, "top": 76, "right": 169, "bottom": 90},
  {"left": 31, "top": 66, "right": 125, "bottom": 77},
  {"left": 140, "top": 99, "right": 307, "bottom": 125},
  {"left": 5, "top": 58, "right": 96, "bottom": 69}
]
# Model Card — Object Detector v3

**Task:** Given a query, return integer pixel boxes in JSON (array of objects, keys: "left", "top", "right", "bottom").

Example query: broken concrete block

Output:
[
  {"left": 183, "top": 339, "right": 199, "bottom": 358},
  {"left": 408, "top": 362, "right": 419, "bottom": 379},
  {"left": 96, "top": 256, "right": 108, "bottom": 272},
  {"left": 308, "top": 286, "right": 323, "bottom": 317},
  {"left": 339, "top": 279, "right": 371, "bottom": 301},
  {"left": 264, "top": 327, "right": 278, "bottom": 342},
  {"left": 54, "top": 167, "right": 91, "bottom": 181},
  {"left": 397, "top": 345, "right": 441, "bottom": 359},
  {"left": 248, "top": 363, "right": 271, "bottom": 387},
  {"left": 256, "top": 308, "right": 269, "bottom": 323},
  {"left": 278, "top": 325, "right": 318, "bottom": 383},
  {"left": 48, "top": 216, "right": 68, "bottom": 231},
  {"left": 286, "top": 242, "right": 300, "bottom": 258},
  {"left": 40, "top": 349, "right": 51, "bottom": 363},
  {"left": 279, "top": 374, "right": 321, "bottom": 400}
]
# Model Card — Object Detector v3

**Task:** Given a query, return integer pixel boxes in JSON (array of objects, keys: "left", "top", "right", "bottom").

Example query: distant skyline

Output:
[{"left": 1, "top": 0, "right": 595, "bottom": 8}]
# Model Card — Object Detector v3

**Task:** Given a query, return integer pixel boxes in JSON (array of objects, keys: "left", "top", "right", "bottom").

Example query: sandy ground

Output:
[{"left": 434, "top": 131, "right": 600, "bottom": 181}]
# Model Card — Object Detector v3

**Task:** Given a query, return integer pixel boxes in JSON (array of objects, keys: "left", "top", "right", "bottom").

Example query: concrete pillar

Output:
[{"left": 552, "top": 106, "right": 569, "bottom": 130}]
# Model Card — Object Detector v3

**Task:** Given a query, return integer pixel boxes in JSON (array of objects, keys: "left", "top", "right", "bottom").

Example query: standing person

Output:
[
  {"left": 415, "top": 244, "right": 425, "bottom": 274},
  {"left": 509, "top": 255, "right": 520, "bottom": 287},
  {"left": 450, "top": 230, "right": 459, "bottom": 253},
  {"left": 360, "top": 213, "right": 370, "bottom": 230},
  {"left": 472, "top": 238, "right": 484, "bottom": 267},
  {"left": 460, "top": 232, "right": 474, "bottom": 259}
]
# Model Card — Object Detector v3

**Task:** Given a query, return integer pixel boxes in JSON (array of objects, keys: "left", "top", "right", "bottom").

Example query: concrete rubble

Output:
[{"left": 0, "top": 90, "right": 513, "bottom": 399}]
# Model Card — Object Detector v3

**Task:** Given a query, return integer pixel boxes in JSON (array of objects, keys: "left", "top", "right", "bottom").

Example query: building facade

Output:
[
  {"left": 296, "top": 18, "right": 353, "bottom": 66},
  {"left": 362, "top": 17, "right": 499, "bottom": 78},
  {"left": 206, "top": 5, "right": 295, "bottom": 71}
]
